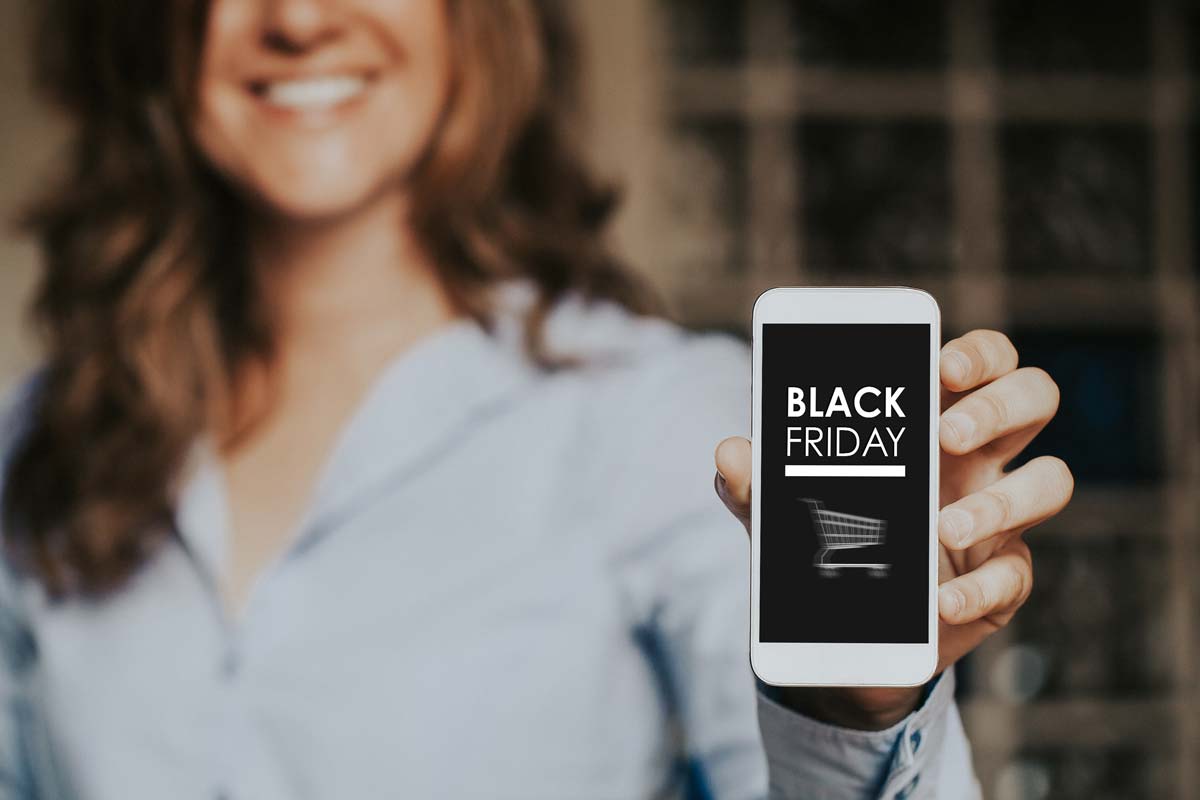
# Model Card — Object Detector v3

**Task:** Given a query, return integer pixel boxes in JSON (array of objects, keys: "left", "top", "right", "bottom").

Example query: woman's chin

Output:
[{"left": 246, "top": 177, "right": 396, "bottom": 226}]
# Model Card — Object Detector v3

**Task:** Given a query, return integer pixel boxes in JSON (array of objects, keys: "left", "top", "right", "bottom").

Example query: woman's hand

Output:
[{"left": 714, "top": 329, "right": 1073, "bottom": 730}]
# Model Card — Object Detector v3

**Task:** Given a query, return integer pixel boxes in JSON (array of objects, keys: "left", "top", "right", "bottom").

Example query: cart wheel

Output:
[
  {"left": 869, "top": 567, "right": 889, "bottom": 578},
  {"left": 818, "top": 568, "right": 837, "bottom": 578}
]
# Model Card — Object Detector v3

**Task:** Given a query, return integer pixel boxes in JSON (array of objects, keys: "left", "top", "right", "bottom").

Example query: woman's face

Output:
[{"left": 194, "top": 0, "right": 451, "bottom": 221}]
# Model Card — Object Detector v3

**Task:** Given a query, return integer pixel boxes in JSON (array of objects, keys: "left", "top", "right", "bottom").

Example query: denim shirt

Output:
[{"left": 0, "top": 285, "right": 978, "bottom": 799}]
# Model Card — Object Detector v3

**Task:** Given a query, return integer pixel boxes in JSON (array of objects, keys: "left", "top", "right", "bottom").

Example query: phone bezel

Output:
[{"left": 750, "top": 287, "right": 940, "bottom": 687}]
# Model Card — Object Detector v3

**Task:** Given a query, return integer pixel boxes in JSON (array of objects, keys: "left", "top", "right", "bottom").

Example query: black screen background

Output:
[{"left": 759, "top": 323, "right": 931, "bottom": 643}]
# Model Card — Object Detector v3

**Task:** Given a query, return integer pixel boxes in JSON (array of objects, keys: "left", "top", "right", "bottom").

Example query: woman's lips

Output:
[
  {"left": 257, "top": 75, "right": 367, "bottom": 109},
  {"left": 246, "top": 72, "right": 378, "bottom": 121}
]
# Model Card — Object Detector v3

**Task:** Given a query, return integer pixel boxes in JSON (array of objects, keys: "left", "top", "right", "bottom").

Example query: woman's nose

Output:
[{"left": 260, "top": 0, "right": 344, "bottom": 53}]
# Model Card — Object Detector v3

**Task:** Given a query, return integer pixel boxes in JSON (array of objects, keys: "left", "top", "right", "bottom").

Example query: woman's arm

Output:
[
  {"left": 609, "top": 334, "right": 977, "bottom": 798},
  {"left": 617, "top": 499, "right": 976, "bottom": 799},
  {"left": 756, "top": 667, "right": 976, "bottom": 798}
]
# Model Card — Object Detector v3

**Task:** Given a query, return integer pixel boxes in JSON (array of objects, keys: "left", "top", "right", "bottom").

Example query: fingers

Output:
[
  {"left": 940, "top": 366, "right": 1060, "bottom": 455},
  {"left": 938, "top": 539, "right": 1032, "bottom": 625},
  {"left": 940, "top": 329, "right": 1019, "bottom": 394},
  {"left": 714, "top": 437, "right": 751, "bottom": 528},
  {"left": 714, "top": 437, "right": 751, "bottom": 503},
  {"left": 939, "top": 455, "right": 1074, "bottom": 550}
]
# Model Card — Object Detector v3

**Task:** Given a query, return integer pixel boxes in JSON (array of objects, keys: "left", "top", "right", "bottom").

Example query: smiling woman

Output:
[{"left": 8, "top": 0, "right": 655, "bottom": 597}]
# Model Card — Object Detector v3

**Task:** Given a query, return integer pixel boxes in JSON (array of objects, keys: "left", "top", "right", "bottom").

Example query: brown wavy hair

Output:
[{"left": 3, "top": 0, "right": 658, "bottom": 597}]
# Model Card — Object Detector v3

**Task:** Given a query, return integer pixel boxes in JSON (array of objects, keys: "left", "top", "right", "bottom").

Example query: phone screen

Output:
[{"left": 758, "top": 322, "right": 932, "bottom": 644}]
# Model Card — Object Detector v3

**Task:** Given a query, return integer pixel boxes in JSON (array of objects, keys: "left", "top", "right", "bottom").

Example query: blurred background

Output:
[{"left": 1, "top": 1, "right": 1198, "bottom": 798}]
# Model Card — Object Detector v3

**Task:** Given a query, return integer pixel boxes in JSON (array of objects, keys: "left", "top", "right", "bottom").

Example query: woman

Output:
[{"left": 0, "top": 1, "right": 1071, "bottom": 798}]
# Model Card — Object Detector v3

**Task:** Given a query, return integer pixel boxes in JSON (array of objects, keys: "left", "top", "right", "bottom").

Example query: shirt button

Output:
[
  {"left": 896, "top": 774, "right": 920, "bottom": 798},
  {"left": 910, "top": 729, "right": 922, "bottom": 752}
]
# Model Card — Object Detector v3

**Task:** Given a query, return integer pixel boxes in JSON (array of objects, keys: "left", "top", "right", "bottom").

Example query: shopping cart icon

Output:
[{"left": 801, "top": 499, "right": 890, "bottom": 577}]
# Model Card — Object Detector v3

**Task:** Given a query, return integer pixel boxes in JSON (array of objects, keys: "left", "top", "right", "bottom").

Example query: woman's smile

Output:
[
  {"left": 252, "top": 73, "right": 371, "bottom": 110},
  {"left": 246, "top": 71, "right": 379, "bottom": 125}
]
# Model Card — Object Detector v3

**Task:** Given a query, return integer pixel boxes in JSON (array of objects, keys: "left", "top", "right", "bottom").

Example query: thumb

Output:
[{"left": 714, "top": 436, "right": 752, "bottom": 532}]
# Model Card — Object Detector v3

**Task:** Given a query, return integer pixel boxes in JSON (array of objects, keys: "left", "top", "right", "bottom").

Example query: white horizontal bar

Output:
[{"left": 785, "top": 465, "right": 906, "bottom": 478}]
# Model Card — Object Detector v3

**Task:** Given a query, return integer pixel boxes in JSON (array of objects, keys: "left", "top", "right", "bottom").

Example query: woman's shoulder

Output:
[
  {"left": 525, "top": 292, "right": 749, "bottom": 529},
  {"left": 534, "top": 291, "right": 749, "bottom": 422}
]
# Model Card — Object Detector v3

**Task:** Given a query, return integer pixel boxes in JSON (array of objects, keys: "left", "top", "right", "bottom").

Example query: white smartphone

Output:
[{"left": 750, "top": 287, "right": 940, "bottom": 687}]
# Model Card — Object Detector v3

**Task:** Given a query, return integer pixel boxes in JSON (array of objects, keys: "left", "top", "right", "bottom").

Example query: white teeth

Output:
[{"left": 262, "top": 76, "right": 366, "bottom": 109}]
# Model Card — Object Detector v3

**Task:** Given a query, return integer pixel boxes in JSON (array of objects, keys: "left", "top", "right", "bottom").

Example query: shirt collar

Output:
[
  {"left": 302, "top": 314, "right": 539, "bottom": 531},
  {"left": 173, "top": 304, "right": 541, "bottom": 580}
]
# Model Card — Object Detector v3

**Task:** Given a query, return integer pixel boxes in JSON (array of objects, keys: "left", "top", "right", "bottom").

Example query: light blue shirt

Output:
[{"left": 0, "top": 285, "right": 978, "bottom": 799}]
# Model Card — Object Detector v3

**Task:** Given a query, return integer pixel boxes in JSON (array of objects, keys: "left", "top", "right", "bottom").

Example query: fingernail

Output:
[
  {"left": 940, "top": 508, "right": 974, "bottom": 548},
  {"left": 941, "top": 586, "right": 966, "bottom": 617},
  {"left": 942, "top": 411, "right": 976, "bottom": 448},
  {"left": 944, "top": 350, "right": 970, "bottom": 383}
]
